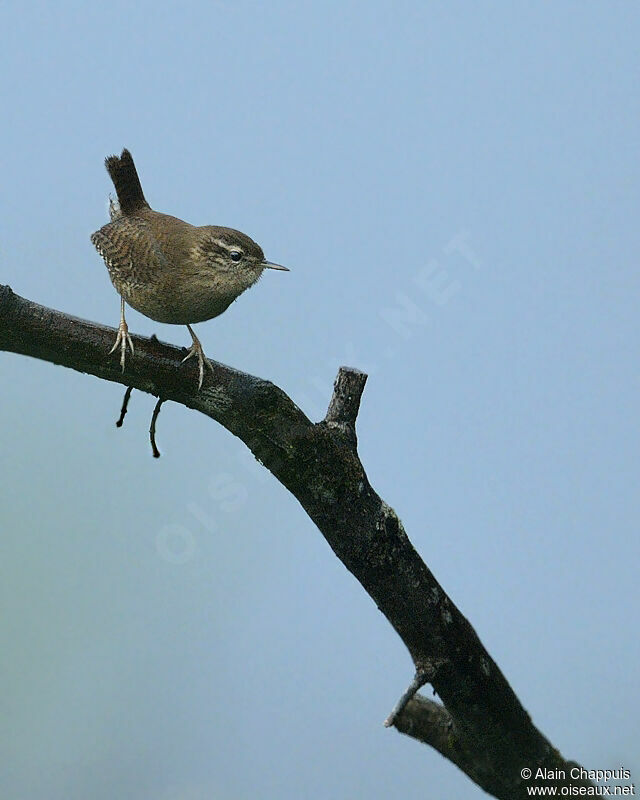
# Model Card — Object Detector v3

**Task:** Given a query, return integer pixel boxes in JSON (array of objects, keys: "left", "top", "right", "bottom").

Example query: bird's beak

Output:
[{"left": 262, "top": 260, "right": 289, "bottom": 271}]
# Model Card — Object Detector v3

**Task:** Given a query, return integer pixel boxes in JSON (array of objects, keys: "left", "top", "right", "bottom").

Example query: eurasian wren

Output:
[{"left": 91, "top": 149, "right": 288, "bottom": 388}]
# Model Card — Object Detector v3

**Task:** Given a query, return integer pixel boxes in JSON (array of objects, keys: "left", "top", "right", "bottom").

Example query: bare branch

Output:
[
  {"left": 325, "top": 366, "right": 367, "bottom": 447},
  {"left": 393, "top": 696, "right": 595, "bottom": 797},
  {"left": 0, "top": 284, "right": 594, "bottom": 799}
]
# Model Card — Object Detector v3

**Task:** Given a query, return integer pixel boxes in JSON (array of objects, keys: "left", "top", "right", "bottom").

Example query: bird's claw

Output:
[
  {"left": 110, "top": 322, "right": 134, "bottom": 371},
  {"left": 181, "top": 341, "right": 213, "bottom": 389}
]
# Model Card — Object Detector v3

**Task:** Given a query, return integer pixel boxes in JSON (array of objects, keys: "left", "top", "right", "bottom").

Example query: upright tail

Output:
[{"left": 104, "top": 148, "right": 150, "bottom": 214}]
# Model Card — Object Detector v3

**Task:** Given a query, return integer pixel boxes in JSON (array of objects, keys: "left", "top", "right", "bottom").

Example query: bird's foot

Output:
[
  {"left": 110, "top": 320, "right": 134, "bottom": 371},
  {"left": 181, "top": 339, "right": 214, "bottom": 389}
]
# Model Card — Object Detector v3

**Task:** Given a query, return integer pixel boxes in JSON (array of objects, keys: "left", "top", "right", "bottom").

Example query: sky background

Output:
[{"left": 1, "top": 2, "right": 638, "bottom": 798}]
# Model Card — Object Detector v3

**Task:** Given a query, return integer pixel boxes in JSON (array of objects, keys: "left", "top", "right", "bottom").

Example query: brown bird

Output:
[{"left": 91, "top": 149, "right": 288, "bottom": 388}]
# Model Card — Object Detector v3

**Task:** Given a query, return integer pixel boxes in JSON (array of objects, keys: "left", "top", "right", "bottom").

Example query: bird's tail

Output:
[{"left": 104, "top": 148, "right": 149, "bottom": 214}]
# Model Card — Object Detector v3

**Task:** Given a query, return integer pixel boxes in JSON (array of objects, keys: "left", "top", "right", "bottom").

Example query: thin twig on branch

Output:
[
  {"left": 116, "top": 385, "right": 133, "bottom": 427},
  {"left": 0, "top": 284, "right": 594, "bottom": 799}
]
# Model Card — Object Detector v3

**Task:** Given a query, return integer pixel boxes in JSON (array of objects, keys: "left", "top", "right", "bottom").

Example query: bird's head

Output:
[{"left": 196, "top": 226, "right": 288, "bottom": 290}]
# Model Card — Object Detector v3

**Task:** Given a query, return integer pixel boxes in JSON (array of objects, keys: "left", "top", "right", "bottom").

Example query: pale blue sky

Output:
[{"left": 1, "top": 2, "right": 638, "bottom": 798}]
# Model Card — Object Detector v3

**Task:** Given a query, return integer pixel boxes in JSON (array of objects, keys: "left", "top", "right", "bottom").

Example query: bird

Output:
[{"left": 91, "top": 149, "right": 288, "bottom": 388}]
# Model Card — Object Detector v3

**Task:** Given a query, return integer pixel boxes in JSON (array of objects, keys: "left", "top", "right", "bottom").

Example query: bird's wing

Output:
[{"left": 90, "top": 217, "right": 169, "bottom": 290}]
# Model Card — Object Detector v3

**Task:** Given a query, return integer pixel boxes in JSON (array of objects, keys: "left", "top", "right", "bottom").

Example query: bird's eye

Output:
[{"left": 229, "top": 250, "right": 243, "bottom": 262}]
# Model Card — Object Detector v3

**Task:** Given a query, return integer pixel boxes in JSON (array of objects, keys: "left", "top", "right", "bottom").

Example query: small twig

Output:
[
  {"left": 385, "top": 657, "right": 450, "bottom": 728},
  {"left": 149, "top": 397, "right": 165, "bottom": 458},
  {"left": 115, "top": 386, "right": 133, "bottom": 427},
  {"left": 384, "top": 670, "right": 431, "bottom": 728}
]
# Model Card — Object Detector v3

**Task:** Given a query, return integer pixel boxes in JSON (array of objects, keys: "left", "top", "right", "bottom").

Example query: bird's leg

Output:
[
  {"left": 182, "top": 324, "right": 214, "bottom": 389},
  {"left": 109, "top": 296, "right": 134, "bottom": 371}
]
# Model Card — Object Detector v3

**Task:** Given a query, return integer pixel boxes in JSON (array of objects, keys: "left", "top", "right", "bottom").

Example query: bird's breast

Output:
[{"left": 120, "top": 278, "right": 239, "bottom": 325}]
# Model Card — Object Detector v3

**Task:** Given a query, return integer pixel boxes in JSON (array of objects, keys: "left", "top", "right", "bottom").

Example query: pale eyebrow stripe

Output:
[{"left": 213, "top": 238, "right": 243, "bottom": 253}]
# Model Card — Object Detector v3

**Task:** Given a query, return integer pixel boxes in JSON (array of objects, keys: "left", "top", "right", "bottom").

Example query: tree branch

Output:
[{"left": 0, "top": 284, "right": 594, "bottom": 799}]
